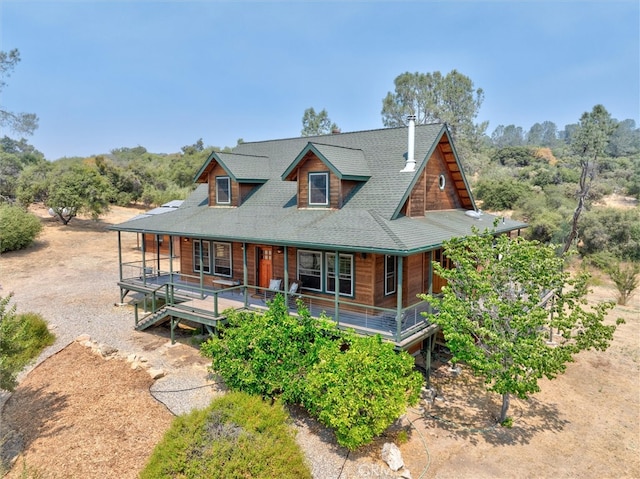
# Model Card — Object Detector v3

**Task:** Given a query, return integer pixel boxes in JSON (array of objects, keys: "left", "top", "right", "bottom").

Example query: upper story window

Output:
[
  {"left": 216, "top": 176, "right": 231, "bottom": 204},
  {"left": 308, "top": 172, "right": 329, "bottom": 206}
]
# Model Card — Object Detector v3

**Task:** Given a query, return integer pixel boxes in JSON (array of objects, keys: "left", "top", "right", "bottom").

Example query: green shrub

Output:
[
  {"left": 475, "top": 178, "right": 531, "bottom": 210},
  {"left": 140, "top": 391, "right": 311, "bottom": 479},
  {"left": 303, "top": 334, "right": 422, "bottom": 450},
  {"left": 201, "top": 295, "right": 335, "bottom": 404},
  {"left": 0, "top": 204, "right": 42, "bottom": 253},
  {"left": 201, "top": 295, "right": 423, "bottom": 450},
  {"left": 0, "top": 294, "right": 55, "bottom": 391},
  {"left": 578, "top": 208, "right": 640, "bottom": 261}
]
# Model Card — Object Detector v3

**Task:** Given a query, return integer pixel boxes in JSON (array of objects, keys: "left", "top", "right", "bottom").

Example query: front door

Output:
[{"left": 257, "top": 247, "right": 273, "bottom": 289}]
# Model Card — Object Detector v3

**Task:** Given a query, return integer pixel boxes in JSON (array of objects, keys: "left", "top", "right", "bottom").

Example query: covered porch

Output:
[{"left": 117, "top": 256, "right": 438, "bottom": 349}]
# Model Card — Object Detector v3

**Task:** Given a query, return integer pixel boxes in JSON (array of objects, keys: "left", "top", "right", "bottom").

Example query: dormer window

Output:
[
  {"left": 216, "top": 176, "right": 231, "bottom": 204},
  {"left": 309, "top": 172, "right": 329, "bottom": 206}
]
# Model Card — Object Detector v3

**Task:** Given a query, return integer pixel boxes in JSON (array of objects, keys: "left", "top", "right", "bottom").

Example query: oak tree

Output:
[
  {"left": 563, "top": 105, "right": 616, "bottom": 254},
  {"left": 381, "top": 70, "right": 485, "bottom": 141},
  {"left": 0, "top": 49, "right": 38, "bottom": 136},
  {"left": 423, "top": 228, "right": 621, "bottom": 423},
  {"left": 301, "top": 107, "right": 339, "bottom": 136}
]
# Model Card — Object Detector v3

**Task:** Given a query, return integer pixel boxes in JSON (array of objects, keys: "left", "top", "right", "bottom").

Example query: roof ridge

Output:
[
  {"left": 307, "top": 142, "right": 364, "bottom": 151},
  {"left": 236, "top": 122, "right": 446, "bottom": 146},
  {"left": 217, "top": 151, "right": 269, "bottom": 159}
]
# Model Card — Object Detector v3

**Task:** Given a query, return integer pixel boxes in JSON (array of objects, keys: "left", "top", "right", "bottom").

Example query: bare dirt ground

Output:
[{"left": 1, "top": 204, "right": 638, "bottom": 478}]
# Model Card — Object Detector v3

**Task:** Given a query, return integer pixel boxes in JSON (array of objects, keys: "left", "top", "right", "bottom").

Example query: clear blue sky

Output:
[{"left": 1, "top": 1, "right": 638, "bottom": 160}]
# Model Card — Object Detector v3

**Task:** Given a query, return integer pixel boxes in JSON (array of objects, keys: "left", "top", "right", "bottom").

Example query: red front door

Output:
[{"left": 258, "top": 247, "right": 273, "bottom": 289}]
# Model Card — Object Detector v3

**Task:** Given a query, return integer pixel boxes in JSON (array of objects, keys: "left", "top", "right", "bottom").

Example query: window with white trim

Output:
[
  {"left": 298, "top": 250, "right": 322, "bottom": 291},
  {"left": 384, "top": 255, "right": 397, "bottom": 295},
  {"left": 193, "top": 240, "right": 211, "bottom": 273},
  {"left": 326, "top": 253, "right": 354, "bottom": 296},
  {"left": 216, "top": 176, "right": 231, "bottom": 204},
  {"left": 308, "top": 172, "right": 329, "bottom": 206},
  {"left": 213, "top": 242, "right": 232, "bottom": 276}
]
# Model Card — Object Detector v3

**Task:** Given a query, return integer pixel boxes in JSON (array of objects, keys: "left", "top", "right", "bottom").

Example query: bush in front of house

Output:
[
  {"left": 0, "top": 293, "right": 55, "bottom": 391},
  {"left": 303, "top": 333, "right": 422, "bottom": 450},
  {"left": 200, "top": 295, "right": 423, "bottom": 450},
  {"left": 140, "top": 391, "right": 312, "bottom": 479},
  {"left": 0, "top": 204, "right": 42, "bottom": 253}
]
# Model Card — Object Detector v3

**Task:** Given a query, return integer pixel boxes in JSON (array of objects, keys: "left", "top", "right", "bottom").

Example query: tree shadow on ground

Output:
[
  {"left": 421, "top": 363, "right": 568, "bottom": 446},
  {"left": 0, "top": 384, "right": 69, "bottom": 469}
]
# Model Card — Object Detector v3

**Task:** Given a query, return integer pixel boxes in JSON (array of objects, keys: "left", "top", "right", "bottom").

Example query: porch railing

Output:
[{"left": 120, "top": 271, "right": 435, "bottom": 343}]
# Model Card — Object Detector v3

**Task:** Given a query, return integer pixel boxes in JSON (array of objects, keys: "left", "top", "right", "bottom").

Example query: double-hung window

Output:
[
  {"left": 216, "top": 176, "right": 231, "bottom": 204},
  {"left": 326, "top": 253, "right": 353, "bottom": 296},
  {"left": 384, "top": 255, "right": 397, "bottom": 295},
  {"left": 308, "top": 172, "right": 329, "bottom": 206},
  {"left": 193, "top": 240, "right": 211, "bottom": 273},
  {"left": 298, "top": 250, "right": 322, "bottom": 291},
  {"left": 213, "top": 242, "right": 232, "bottom": 276}
]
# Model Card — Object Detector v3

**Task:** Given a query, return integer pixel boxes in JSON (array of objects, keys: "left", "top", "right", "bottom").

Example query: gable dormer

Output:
[
  {"left": 194, "top": 151, "right": 269, "bottom": 207},
  {"left": 281, "top": 143, "right": 370, "bottom": 209},
  {"left": 397, "top": 127, "right": 476, "bottom": 218}
]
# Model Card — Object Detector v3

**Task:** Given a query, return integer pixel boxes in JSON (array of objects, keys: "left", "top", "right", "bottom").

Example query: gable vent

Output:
[{"left": 401, "top": 115, "right": 416, "bottom": 172}]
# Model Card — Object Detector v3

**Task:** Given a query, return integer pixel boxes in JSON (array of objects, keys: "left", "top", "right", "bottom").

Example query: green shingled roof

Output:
[
  {"left": 194, "top": 151, "right": 270, "bottom": 183},
  {"left": 282, "top": 142, "right": 370, "bottom": 181},
  {"left": 113, "top": 124, "right": 527, "bottom": 254}
]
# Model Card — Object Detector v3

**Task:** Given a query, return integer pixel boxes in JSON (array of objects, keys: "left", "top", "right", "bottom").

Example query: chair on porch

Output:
[
  {"left": 287, "top": 281, "right": 301, "bottom": 308},
  {"left": 264, "top": 278, "right": 282, "bottom": 301}
]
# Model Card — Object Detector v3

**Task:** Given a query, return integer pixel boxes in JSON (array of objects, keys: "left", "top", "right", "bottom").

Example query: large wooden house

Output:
[{"left": 112, "top": 120, "right": 526, "bottom": 356}]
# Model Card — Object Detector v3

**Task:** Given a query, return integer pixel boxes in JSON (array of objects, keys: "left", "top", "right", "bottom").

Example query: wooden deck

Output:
[{"left": 119, "top": 273, "right": 436, "bottom": 346}]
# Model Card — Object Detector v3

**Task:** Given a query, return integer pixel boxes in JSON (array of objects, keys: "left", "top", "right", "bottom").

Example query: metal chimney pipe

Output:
[{"left": 401, "top": 115, "right": 416, "bottom": 172}]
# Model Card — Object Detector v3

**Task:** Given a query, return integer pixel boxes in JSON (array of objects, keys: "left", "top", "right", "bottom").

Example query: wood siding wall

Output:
[
  {"left": 296, "top": 154, "right": 340, "bottom": 209},
  {"left": 207, "top": 164, "right": 241, "bottom": 207},
  {"left": 143, "top": 234, "right": 179, "bottom": 256},
  {"left": 405, "top": 145, "right": 462, "bottom": 217},
  {"left": 178, "top": 238, "right": 436, "bottom": 310},
  {"left": 424, "top": 146, "right": 461, "bottom": 211}
]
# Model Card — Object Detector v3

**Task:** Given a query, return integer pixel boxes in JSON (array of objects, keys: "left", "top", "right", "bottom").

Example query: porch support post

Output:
[
  {"left": 170, "top": 318, "right": 176, "bottom": 345},
  {"left": 243, "top": 242, "right": 248, "bottom": 308},
  {"left": 283, "top": 246, "right": 289, "bottom": 306},
  {"left": 424, "top": 334, "right": 432, "bottom": 388},
  {"left": 156, "top": 234, "right": 161, "bottom": 272},
  {"left": 396, "top": 255, "right": 404, "bottom": 342},
  {"left": 117, "top": 231, "right": 123, "bottom": 281},
  {"left": 141, "top": 233, "right": 147, "bottom": 286},
  {"left": 118, "top": 231, "right": 126, "bottom": 303},
  {"left": 169, "top": 236, "right": 174, "bottom": 305},
  {"left": 334, "top": 251, "right": 340, "bottom": 324},
  {"left": 428, "top": 250, "right": 433, "bottom": 296},
  {"left": 198, "top": 240, "right": 204, "bottom": 298}
]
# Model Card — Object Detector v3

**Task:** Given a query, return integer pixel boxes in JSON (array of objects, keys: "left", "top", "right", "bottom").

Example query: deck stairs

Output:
[{"left": 135, "top": 307, "right": 172, "bottom": 331}]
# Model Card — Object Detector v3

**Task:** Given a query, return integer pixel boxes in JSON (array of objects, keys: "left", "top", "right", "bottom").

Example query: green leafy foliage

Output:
[
  {"left": 303, "top": 334, "right": 422, "bottom": 450},
  {"left": 423, "top": 229, "right": 620, "bottom": 423},
  {"left": 46, "top": 164, "right": 114, "bottom": 224},
  {"left": 201, "top": 295, "right": 335, "bottom": 404},
  {"left": 141, "top": 391, "right": 311, "bottom": 479},
  {"left": 605, "top": 262, "right": 640, "bottom": 306},
  {"left": 588, "top": 253, "right": 640, "bottom": 306},
  {"left": 301, "top": 107, "right": 339, "bottom": 136},
  {"left": 0, "top": 204, "right": 42, "bottom": 252},
  {"left": 201, "top": 295, "right": 422, "bottom": 449},
  {"left": 474, "top": 178, "right": 531, "bottom": 210},
  {"left": 578, "top": 208, "right": 640, "bottom": 261},
  {"left": 0, "top": 293, "right": 55, "bottom": 391},
  {"left": 381, "top": 70, "right": 486, "bottom": 142},
  {"left": 0, "top": 49, "right": 39, "bottom": 136}
]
